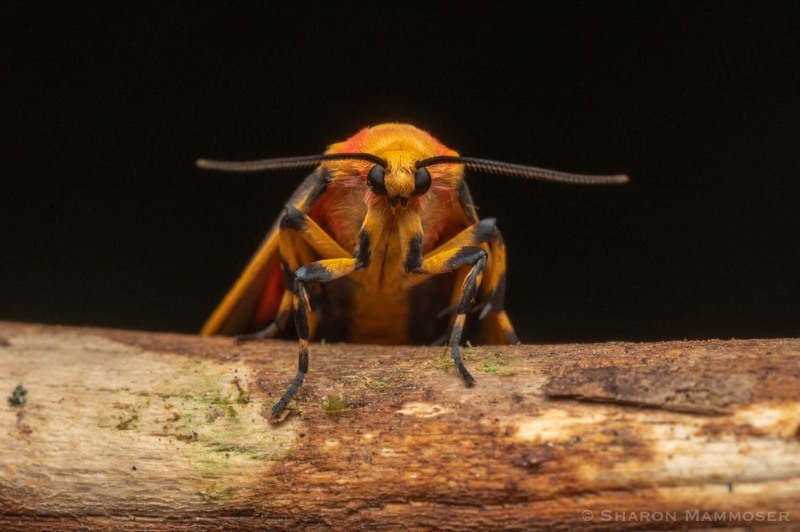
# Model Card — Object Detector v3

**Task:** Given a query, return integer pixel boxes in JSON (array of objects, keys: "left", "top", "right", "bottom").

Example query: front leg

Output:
[
  {"left": 271, "top": 256, "right": 361, "bottom": 415},
  {"left": 271, "top": 207, "right": 372, "bottom": 415},
  {"left": 405, "top": 218, "right": 518, "bottom": 345},
  {"left": 412, "top": 246, "right": 488, "bottom": 386}
]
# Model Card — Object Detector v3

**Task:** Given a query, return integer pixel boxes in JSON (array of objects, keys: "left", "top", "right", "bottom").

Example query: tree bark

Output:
[{"left": 1, "top": 321, "right": 799, "bottom": 530}]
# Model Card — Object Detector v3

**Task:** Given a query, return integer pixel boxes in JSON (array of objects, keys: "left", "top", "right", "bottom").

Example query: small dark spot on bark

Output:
[
  {"left": 0, "top": 337, "right": 9, "bottom": 347},
  {"left": 117, "top": 415, "right": 139, "bottom": 430},
  {"left": 176, "top": 431, "right": 199, "bottom": 442},
  {"left": 131, "top": 465, "right": 137, "bottom": 471},
  {"left": 8, "top": 384, "right": 27, "bottom": 407},
  {"left": 513, "top": 444, "right": 555, "bottom": 470},
  {"left": 727, "top": 482, "right": 733, "bottom": 492},
  {"left": 511, "top": 393, "right": 523, "bottom": 404}
]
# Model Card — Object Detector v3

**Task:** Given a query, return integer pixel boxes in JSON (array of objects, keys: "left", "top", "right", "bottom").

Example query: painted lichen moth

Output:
[{"left": 198, "top": 123, "right": 628, "bottom": 415}]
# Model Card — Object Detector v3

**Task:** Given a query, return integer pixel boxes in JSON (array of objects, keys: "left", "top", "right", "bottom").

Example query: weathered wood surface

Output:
[{"left": 1, "top": 321, "right": 799, "bottom": 530}]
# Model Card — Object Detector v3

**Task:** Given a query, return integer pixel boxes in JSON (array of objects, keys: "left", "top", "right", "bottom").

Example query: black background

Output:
[{"left": 2, "top": 3, "right": 798, "bottom": 343}]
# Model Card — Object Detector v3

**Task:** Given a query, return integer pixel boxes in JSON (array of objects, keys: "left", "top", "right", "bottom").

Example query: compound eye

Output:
[
  {"left": 367, "top": 165, "right": 387, "bottom": 195},
  {"left": 412, "top": 166, "right": 431, "bottom": 196}
]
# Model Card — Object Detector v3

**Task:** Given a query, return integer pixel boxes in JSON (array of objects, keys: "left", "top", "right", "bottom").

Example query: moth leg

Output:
[
  {"left": 412, "top": 245, "right": 488, "bottom": 386},
  {"left": 479, "top": 225, "right": 519, "bottom": 344},
  {"left": 240, "top": 205, "right": 351, "bottom": 341},
  {"left": 272, "top": 256, "right": 360, "bottom": 415},
  {"left": 271, "top": 205, "right": 361, "bottom": 414},
  {"left": 453, "top": 180, "right": 518, "bottom": 343},
  {"left": 406, "top": 218, "right": 518, "bottom": 344}
]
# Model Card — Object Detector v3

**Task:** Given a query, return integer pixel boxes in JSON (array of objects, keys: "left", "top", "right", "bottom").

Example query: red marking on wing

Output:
[{"left": 254, "top": 255, "right": 285, "bottom": 329}]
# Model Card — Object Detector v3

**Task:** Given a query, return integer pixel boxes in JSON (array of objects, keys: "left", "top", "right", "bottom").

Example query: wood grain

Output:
[{"left": 1, "top": 321, "right": 799, "bottom": 530}]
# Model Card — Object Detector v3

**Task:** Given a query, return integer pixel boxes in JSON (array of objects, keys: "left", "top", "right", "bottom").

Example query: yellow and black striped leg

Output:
[
  {"left": 448, "top": 252, "right": 486, "bottom": 385},
  {"left": 406, "top": 217, "right": 518, "bottom": 345},
  {"left": 245, "top": 203, "right": 352, "bottom": 345},
  {"left": 238, "top": 205, "right": 350, "bottom": 342},
  {"left": 453, "top": 181, "right": 519, "bottom": 344},
  {"left": 271, "top": 283, "right": 310, "bottom": 415},
  {"left": 479, "top": 226, "right": 520, "bottom": 344},
  {"left": 258, "top": 205, "right": 360, "bottom": 414},
  {"left": 271, "top": 257, "right": 360, "bottom": 415},
  {"left": 414, "top": 246, "right": 488, "bottom": 386}
]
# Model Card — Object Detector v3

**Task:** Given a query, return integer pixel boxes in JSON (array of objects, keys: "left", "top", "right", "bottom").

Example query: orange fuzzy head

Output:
[{"left": 324, "top": 123, "right": 462, "bottom": 208}]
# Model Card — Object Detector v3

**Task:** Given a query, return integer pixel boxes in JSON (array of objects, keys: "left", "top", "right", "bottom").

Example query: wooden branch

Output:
[{"left": 1, "top": 321, "right": 799, "bottom": 530}]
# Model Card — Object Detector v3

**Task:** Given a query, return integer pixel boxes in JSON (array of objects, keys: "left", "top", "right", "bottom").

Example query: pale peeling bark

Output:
[{"left": 1, "top": 321, "right": 799, "bottom": 530}]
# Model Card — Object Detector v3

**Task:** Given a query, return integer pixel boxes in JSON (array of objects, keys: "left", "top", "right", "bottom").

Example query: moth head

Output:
[{"left": 365, "top": 160, "right": 433, "bottom": 208}]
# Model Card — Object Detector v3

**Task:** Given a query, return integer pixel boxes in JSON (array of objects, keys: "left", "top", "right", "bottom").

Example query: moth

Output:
[{"left": 198, "top": 123, "right": 627, "bottom": 414}]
